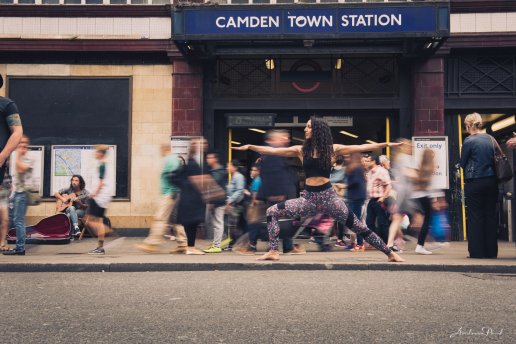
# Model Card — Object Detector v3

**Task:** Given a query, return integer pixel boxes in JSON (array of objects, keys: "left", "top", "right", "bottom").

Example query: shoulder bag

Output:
[{"left": 490, "top": 135, "right": 513, "bottom": 183}]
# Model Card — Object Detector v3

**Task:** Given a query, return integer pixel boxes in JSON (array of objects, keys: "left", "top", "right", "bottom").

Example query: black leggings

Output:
[
  {"left": 416, "top": 197, "right": 433, "bottom": 246},
  {"left": 184, "top": 223, "right": 199, "bottom": 247}
]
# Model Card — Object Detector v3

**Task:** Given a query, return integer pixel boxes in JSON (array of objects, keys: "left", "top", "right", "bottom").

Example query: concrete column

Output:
[
  {"left": 413, "top": 56, "right": 445, "bottom": 136},
  {"left": 171, "top": 60, "right": 203, "bottom": 136}
]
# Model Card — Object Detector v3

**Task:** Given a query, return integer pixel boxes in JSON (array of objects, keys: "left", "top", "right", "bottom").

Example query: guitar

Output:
[{"left": 55, "top": 192, "right": 89, "bottom": 213}]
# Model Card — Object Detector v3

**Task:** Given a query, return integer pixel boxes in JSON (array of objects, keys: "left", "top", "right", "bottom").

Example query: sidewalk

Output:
[{"left": 1, "top": 237, "right": 515, "bottom": 273}]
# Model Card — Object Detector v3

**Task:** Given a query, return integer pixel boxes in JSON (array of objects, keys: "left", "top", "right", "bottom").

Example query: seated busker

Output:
[
  {"left": 54, "top": 175, "right": 90, "bottom": 238},
  {"left": 233, "top": 116, "right": 405, "bottom": 262}
]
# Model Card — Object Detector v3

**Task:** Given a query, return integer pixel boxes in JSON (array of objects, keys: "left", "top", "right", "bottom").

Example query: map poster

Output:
[
  {"left": 51, "top": 145, "right": 116, "bottom": 196},
  {"left": 10, "top": 146, "right": 45, "bottom": 195}
]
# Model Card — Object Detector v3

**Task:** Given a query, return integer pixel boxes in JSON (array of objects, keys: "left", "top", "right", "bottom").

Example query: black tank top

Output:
[{"left": 303, "top": 156, "right": 330, "bottom": 178}]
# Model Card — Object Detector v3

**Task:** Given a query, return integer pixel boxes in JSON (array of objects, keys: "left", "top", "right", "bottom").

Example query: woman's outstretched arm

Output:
[
  {"left": 232, "top": 144, "right": 302, "bottom": 158},
  {"left": 334, "top": 142, "right": 401, "bottom": 155}
]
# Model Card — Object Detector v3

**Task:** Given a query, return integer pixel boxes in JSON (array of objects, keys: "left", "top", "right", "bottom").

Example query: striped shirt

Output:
[{"left": 366, "top": 165, "right": 391, "bottom": 199}]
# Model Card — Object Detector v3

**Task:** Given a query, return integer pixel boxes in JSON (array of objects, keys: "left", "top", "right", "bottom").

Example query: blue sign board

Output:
[{"left": 177, "top": 5, "right": 448, "bottom": 37}]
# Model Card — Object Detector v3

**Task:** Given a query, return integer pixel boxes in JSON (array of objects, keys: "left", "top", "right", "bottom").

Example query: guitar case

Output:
[{"left": 7, "top": 213, "right": 71, "bottom": 245}]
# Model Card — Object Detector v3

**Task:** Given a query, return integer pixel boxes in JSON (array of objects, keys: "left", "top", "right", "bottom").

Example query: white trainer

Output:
[{"left": 415, "top": 245, "right": 433, "bottom": 255}]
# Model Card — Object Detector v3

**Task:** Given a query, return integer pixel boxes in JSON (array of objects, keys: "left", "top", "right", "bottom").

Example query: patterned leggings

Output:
[{"left": 266, "top": 183, "right": 392, "bottom": 255}]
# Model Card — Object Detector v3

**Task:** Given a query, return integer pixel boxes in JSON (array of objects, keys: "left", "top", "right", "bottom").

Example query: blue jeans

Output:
[
  {"left": 348, "top": 200, "right": 365, "bottom": 245},
  {"left": 65, "top": 206, "right": 85, "bottom": 227},
  {"left": 13, "top": 191, "right": 28, "bottom": 252}
]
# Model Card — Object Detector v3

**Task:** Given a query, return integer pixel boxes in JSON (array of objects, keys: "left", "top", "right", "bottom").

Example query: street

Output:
[{"left": 0, "top": 271, "right": 514, "bottom": 343}]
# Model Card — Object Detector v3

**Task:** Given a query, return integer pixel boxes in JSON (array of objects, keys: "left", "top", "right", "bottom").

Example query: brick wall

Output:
[
  {"left": 413, "top": 56, "right": 445, "bottom": 136},
  {"left": 171, "top": 60, "right": 203, "bottom": 136}
]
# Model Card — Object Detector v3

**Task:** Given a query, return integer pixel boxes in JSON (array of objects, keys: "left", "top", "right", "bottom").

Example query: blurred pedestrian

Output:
[
  {"left": 0, "top": 160, "right": 12, "bottom": 252},
  {"left": 203, "top": 150, "right": 228, "bottom": 254},
  {"left": 135, "top": 143, "right": 188, "bottom": 254},
  {"left": 174, "top": 138, "right": 207, "bottom": 255},
  {"left": 86, "top": 144, "right": 112, "bottom": 255},
  {"left": 365, "top": 154, "right": 392, "bottom": 243},
  {"left": 346, "top": 152, "right": 367, "bottom": 252},
  {"left": 460, "top": 113, "right": 498, "bottom": 259}
]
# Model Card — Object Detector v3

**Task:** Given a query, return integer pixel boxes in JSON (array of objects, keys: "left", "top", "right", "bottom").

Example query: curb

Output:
[{"left": 1, "top": 263, "right": 516, "bottom": 273}]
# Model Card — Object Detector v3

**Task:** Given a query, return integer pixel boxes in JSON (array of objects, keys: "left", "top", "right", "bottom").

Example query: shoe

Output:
[
  {"left": 222, "top": 245, "right": 233, "bottom": 251},
  {"left": 88, "top": 247, "right": 105, "bottom": 255},
  {"left": 170, "top": 246, "right": 188, "bottom": 254},
  {"left": 203, "top": 245, "right": 222, "bottom": 253},
  {"left": 135, "top": 243, "right": 158, "bottom": 253},
  {"left": 236, "top": 247, "right": 257, "bottom": 256},
  {"left": 73, "top": 226, "right": 81, "bottom": 238},
  {"left": 389, "top": 245, "right": 403, "bottom": 253},
  {"left": 415, "top": 245, "right": 432, "bottom": 255},
  {"left": 2, "top": 249, "right": 25, "bottom": 256},
  {"left": 186, "top": 247, "right": 205, "bottom": 255},
  {"left": 284, "top": 244, "right": 306, "bottom": 255},
  {"left": 342, "top": 244, "right": 355, "bottom": 250},
  {"left": 350, "top": 245, "right": 365, "bottom": 252},
  {"left": 308, "top": 237, "right": 316, "bottom": 244},
  {"left": 425, "top": 242, "right": 450, "bottom": 251},
  {"left": 335, "top": 240, "right": 348, "bottom": 248},
  {"left": 257, "top": 250, "right": 280, "bottom": 261}
]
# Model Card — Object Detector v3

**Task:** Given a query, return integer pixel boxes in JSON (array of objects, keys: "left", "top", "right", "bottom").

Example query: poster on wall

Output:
[
  {"left": 50, "top": 145, "right": 116, "bottom": 196},
  {"left": 170, "top": 136, "right": 204, "bottom": 167},
  {"left": 412, "top": 136, "right": 449, "bottom": 190},
  {"left": 10, "top": 146, "right": 45, "bottom": 195}
]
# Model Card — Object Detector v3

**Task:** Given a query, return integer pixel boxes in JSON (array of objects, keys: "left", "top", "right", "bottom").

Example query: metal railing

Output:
[{"left": 0, "top": 0, "right": 443, "bottom": 5}]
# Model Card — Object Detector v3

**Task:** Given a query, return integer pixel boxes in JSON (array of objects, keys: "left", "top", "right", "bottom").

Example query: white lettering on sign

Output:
[
  {"left": 287, "top": 15, "right": 333, "bottom": 28},
  {"left": 215, "top": 16, "right": 280, "bottom": 29},
  {"left": 341, "top": 14, "right": 402, "bottom": 27}
]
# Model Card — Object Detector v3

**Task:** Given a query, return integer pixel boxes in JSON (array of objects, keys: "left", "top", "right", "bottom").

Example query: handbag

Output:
[
  {"left": 25, "top": 187, "right": 41, "bottom": 206},
  {"left": 490, "top": 136, "right": 513, "bottom": 183}
]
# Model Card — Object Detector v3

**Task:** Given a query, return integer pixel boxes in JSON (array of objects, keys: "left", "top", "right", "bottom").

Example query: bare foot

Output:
[
  {"left": 388, "top": 252, "right": 405, "bottom": 262},
  {"left": 257, "top": 250, "right": 280, "bottom": 261}
]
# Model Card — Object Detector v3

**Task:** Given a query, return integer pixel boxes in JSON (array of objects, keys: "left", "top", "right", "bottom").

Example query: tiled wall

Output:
[
  {"left": 451, "top": 13, "right": 516, "bottom": 33},
  {"left": 0, "top": 17, "right": 171, "bottom": 39},
  {"left": 0, "top": 63, "right": 173, "bottom": 228}
]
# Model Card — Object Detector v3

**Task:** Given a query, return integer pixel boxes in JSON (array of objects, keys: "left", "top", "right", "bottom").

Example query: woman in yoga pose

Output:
[{"left": 234, "top": 116, "right": 405, "bottom": 262}]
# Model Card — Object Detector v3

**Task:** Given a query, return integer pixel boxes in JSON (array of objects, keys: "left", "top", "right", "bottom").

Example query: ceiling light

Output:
[
  {"left": 340, "top": 130, "right": 359, "bottom": 139},
  {"left": 366, "top": 140, "right": 377, "bottom": 144},
  {"left": 265, "top": 59, "right": 275, "bottom": 70},
  {"left": 491, "top": 116, "right": 515, "bottom": 132},
  {"left": 231, "top": 141, "right": 241, "bottom": 145},
  {"left": 249, "top": 128, "right": 266, "bottom": 134},
  {"left": 335, "top": 58, "right": 342, "bottom": 70}
]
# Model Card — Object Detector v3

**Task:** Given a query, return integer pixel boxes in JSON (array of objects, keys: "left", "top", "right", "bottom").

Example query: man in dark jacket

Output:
[
  {"left": 237, "top": 130, "right": 305, "bottom": 255},
  {"left": 203, "top": 151, "right": 228, "bottom": 253}
]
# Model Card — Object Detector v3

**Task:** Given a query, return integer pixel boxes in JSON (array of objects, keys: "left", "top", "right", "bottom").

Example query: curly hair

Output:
[
  {"left": 303, "top": 116, "right": 334, "bottom": 173},
  {"left": 70, "top": 174, "right": 86, "bottom": 190}
]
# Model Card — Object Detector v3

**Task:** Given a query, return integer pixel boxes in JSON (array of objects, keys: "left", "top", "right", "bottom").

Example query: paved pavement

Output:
[
  {"left": 1, "top": 235, "right": 515, "bottom": 273},
  {"left": 1, "top": 270, "right": 515, "bottom": 344}
]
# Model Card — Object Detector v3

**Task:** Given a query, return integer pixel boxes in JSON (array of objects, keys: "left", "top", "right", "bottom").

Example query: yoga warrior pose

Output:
[{"left": 234, "top": 117, "right": 405, "bottom": 262}]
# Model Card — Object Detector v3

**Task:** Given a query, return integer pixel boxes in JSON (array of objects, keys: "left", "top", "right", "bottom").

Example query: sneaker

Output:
[
  {"left": 73, "top": 226, "right": 81, "bottom": 237},
  {"left": 342, "top": 244, "right": 355, "bottom": 250},
  {"left": 236, "top": 247, "right": 257, "bottom": 256},
  {"left": 335, "top": 240, "right": 348, "bottom": 248},
  {"left": 308, "top": 237, "right": 316, "bottom": 244},
  {"left": 88, "top": 247, "right": 105, "bottom": 255},
  {"left": 135, "top": 243, "right": 158, "bottom": 253},
  {"left": 170, "top": 246, "right": 188, "bottom": 254},
  {"left": 2, "top": 249, "right": 25, "bottom": 256},
  {"left": 415, "top": 245, "right": 433, "bottom": 255},
  {"left": 425, "top": 242, "right": 451, "bottom": 251},
  {"left": 222, "top": 245, "right": 233, "bottom": 251},
  {"left": 186, "top": 247, "right": 205, "bottom": 255},
  {"left": 203, "top": 245, "right": 222, "bottom": 253},
  {"left": 389, "top": 245, "right": 403, "bottom": 253},
  {"left": 284, "top": 244, "right": 306, "bottom": 255},
  {"left": 350, "top": 245, "right": 365, "bottom": 252}
]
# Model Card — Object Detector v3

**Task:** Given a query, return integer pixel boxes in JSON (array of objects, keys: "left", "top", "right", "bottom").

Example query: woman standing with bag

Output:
[{"left": 460, "top": 113, "right": 498, "bottom": 259}]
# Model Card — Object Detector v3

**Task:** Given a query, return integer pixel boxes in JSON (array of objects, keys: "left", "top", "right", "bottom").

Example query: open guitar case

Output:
[{"left": 7, "top": 213, "right": 72, "bottom": 245}]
